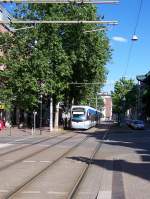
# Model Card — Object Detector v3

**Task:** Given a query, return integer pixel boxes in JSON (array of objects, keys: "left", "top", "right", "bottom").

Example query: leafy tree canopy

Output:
[
  {"left": 0, "top": 3, "right": 111, "bottom": 111},
  {"left": 112, "top": 77, "right": 137, "bottom": 113}
]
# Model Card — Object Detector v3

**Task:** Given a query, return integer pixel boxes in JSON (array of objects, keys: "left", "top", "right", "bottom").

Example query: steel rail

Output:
[
  {"left": 0, "top": 133, "right": 77, "bottom": 173},
  {"left": 0, "top": 137, "right": 56, "bottom": 157},
  {"left": 5, "top": 135, "right": 90, "bottom": 198},
  {"left": 0, "top": 131, "right": 72, "bottom": 158},
  {"left": 67, "top": 126, "right": 110, "bottom": 198}
]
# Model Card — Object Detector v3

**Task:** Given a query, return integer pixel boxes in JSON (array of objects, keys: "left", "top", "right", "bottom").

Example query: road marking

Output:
[
  {"left": 23, "top": 160, "right": 36, "bottom": 163},
  {"left": 112, "top": 159, "right": 125, "bottom": 199},
  {"left": 105, "top": 140, "right": 131, "bottom": 144},
  {"left": 0, "top": 143, "right": 13, "bottom": 148},
  {"left": 97, "top": 191, "right": 111, "bottom": 199},
  {"left": 4, "top": 159, "right": 14, "bottom": 162},
  {"left": 23, "top": 160, "right": 51, "bottom": 163},
  {"left": 22, "top": 191, "right": 40, "bottom": 194},
  {"left": 47, "top": 191, "right": 67, "bottom": 195},
  {"left": 40, "top": 160, "right": 51, "bottom": 163},
  {"left": 15, "top": 137, "right": 33, "bottom": 142},
  {"left": 0, "top": 190, "right": 9, "bottom": 193}
]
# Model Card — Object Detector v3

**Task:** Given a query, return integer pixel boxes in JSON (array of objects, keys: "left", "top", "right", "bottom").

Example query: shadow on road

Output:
[{"left": 68, "top": 123, "right": 150, "bottom": 182}]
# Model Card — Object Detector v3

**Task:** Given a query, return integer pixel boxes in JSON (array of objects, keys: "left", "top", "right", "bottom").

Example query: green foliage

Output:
[
  {"left": 0, "top": 3, "right": 111, "bottom": 111},
  {"left": 112, "top": 77, "right": 137, "bottom": 113}
]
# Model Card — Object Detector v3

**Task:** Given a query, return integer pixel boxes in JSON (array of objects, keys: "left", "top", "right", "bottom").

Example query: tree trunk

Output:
[{"left": 16, "top": 107, "right": 20, "bottom": 126}]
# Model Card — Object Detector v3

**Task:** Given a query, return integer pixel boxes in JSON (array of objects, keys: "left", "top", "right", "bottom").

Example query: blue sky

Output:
[
  {"left": 2, "top": 1, "right": 150, "bottom": 92},
  {"left": 98, "top": 0, "right": 150, "bottom": 92}
]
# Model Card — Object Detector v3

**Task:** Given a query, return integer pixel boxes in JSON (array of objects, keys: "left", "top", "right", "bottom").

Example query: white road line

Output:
[
  {"left": 97, "top": 191, "right": 111, "bottom": 199},
  {"left": 4, "top": 160, "right": 14, "bottom": 162},
  {"left": 22, "top": 191, "right": 40, "bottom": 194},
  {"left": 105, "top": 140, "right": 131, "bottom": 144},
  {"left": 47, "top": 191, "right": 67, "bottom": 195},
  {"left": 15, "top": 137, "right": 33, "bottom": 142},
  {"left": 0, "top": 190, "right": 9, "bottom": 193},
  {"left": 0, "top": 143, "right": 13, "bottom": 148},
  {"left": 40, "top": 160, "right": 51, "bottom": 163},
  {"left": 23, "top": 160, "right": 36, "bottom": 163}
]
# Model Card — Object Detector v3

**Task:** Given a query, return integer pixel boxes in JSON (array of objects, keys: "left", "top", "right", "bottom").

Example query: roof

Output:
[
  {"left": 71, "top": 105, "right": 96, "bottom": 111},
  {"left": 137, "top": 71, "right": 150, "bottom": 85},
  {"left": 0, "top": 5, "right": 14, "bottom": 32}
]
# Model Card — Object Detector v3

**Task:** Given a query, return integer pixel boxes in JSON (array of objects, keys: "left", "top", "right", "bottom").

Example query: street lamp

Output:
[
  {"left": 131, "top": 34, "right": 138, "bottom": 41},
  {"left": 49, "top": 95, "right": 53, "bottom": 132},
  {"left": 121, "top": 96, "right": 126, "bottom": 124},
  {"left": 38, "top": 79, "right": 45, "bottom": 135}
]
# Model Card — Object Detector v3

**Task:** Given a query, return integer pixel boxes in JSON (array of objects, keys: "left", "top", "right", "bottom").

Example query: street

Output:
[{"left": 0, "top": 124, "right": 149, "bottom": 198}]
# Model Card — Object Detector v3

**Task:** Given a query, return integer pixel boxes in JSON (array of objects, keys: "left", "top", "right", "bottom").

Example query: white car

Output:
[{"left": 130, "top": 120, "right": 145, "bottom": 130}]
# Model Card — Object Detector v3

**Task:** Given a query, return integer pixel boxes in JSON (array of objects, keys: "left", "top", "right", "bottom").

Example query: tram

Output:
[{"left": 71, "top": 105, "right": 100, "bottom": 130}]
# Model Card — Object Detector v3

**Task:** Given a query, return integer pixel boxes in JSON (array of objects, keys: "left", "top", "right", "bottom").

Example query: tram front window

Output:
[
  {"left": 72, "top": 109, "right": 86, "bottom": 121},
  {"left": 72, "top": 114, "right": 86, "bottom": 121}
]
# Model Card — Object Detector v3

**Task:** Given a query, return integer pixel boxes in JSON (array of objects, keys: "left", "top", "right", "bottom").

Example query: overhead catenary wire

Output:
[
  {"left": 0, "top": 19, "right": 118, "bottom": 24},
  {"left": 133, "top": 0, "right": 143, "bottom": 35},
  {"left": 123, "top": 41, "right": 134, "bottom": 76},
  {"left": 122, "top": 0, "right": 143, "bottom": 78},
  {"left": 84, "top": 27, "right": 106, "bottom": 33},
  {"left": 0, "top": 0, "right": 119, "bottom": 4}
]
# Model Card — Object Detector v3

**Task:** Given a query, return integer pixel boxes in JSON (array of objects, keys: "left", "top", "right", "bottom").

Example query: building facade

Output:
[
  {"left": 0, "top": 5, "right": 13, "bottom": 121},
  {"left": 137, "top": 71, "right": 150, "bottom": 121},
  {"left": 0, "top": 5, "right": 13, "bottom": 33},
  {"left": 99, "top": 93, "right": 112, "bottom": 121}
]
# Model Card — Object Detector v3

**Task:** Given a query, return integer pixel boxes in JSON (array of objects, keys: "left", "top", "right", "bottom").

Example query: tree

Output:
[
  {"left": 0, "top": 3, "right": 111, "bottom": 126},
  {"left": 60, "top": 3, "right": 111, "bottom": 105},
  {"left": 112, "top": 77, "right": 137, "bottom": 121},
  {"left": 26, "top": 3, "right": 111, "bottom": 105}
]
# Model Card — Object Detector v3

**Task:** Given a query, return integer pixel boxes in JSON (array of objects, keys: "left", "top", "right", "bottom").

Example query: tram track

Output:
[
  {"left": 0, "top": 126, "right": 109, "bottom": 198},
  {"left": 0, "top": 127, "right": 109, "bottom": 199},
  {"left": 0, "top": 133, "right": 78, "bottom": 173},
  {"left": 67, "top": 129, "right": 109, "bottom": 199},
  {"left": 4, "top": 134, "right": 91, "bottom": 199},
  {"left": 0, "top": 131, "right": 75, "bottom": 157},
  {"left": 0, "top": 136, "right": 57, "bottom": 157}
]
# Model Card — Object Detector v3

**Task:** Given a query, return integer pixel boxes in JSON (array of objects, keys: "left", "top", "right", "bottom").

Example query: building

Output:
[
  {"left": 137, "top": 71, "right": 150, "bottom": 121},
  {"left": 0, "top": 5, "right": 13, "bottom": 33},
  {"left": 0, "top": 5, "right": 13, "bottom": 69},
  {"left": 99, "top": 92, "right": 112, "bottom": 121},
  {"left": 0, "top": 5, "right": 13, "bottom": 121}
]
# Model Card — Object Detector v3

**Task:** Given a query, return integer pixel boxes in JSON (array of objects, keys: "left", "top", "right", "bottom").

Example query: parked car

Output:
[
  {"left": 125, "top": 119, "right": 132, "bottom": 126},
  {"left": 130, "top": 120, "right": 145, "bottom": 130}
]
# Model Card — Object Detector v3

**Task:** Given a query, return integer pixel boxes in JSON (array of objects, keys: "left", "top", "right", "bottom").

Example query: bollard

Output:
[
  {"left": 32, "top": 127, "right": 34, "bottom": 136},
  {"left": 9, "top": 125, "right": 11, "bottom": 136}
]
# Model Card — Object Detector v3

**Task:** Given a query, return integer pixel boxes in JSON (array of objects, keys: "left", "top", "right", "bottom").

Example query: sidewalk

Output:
[{"left": 0, "top": 126, "right": 69, "bottom": 137}]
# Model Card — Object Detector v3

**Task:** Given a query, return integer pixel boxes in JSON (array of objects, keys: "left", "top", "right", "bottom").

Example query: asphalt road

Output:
[{"left": 0, "top": 124, "right": 149, "bottom": 199}]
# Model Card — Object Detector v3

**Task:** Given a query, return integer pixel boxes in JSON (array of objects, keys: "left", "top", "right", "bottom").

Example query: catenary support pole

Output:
[{"left": 50, "top": 97, "right": 53, "bottom": 132}]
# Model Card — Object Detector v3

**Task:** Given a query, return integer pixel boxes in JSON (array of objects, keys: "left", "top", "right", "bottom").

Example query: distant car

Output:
[{"left": 130, "top": 120, "right": 145, "bottom": 130}]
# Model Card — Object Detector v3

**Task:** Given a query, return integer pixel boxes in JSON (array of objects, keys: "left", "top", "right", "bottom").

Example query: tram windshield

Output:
[{"left": 72, "top": 108, "right": 86, "bottom": 121}]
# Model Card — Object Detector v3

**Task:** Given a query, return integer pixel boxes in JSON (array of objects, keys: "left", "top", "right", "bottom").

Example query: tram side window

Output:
[
  {"left": 87, "top": 110, "right": 91, "bottom": 120},
  {"left": 87, "top": 109, "right": 96, "bottom": 121}
]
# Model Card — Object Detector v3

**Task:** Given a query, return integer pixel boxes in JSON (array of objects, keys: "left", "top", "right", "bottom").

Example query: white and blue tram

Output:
[{"left": 71, "top": 105, "right": 100, "bottom": 130}]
